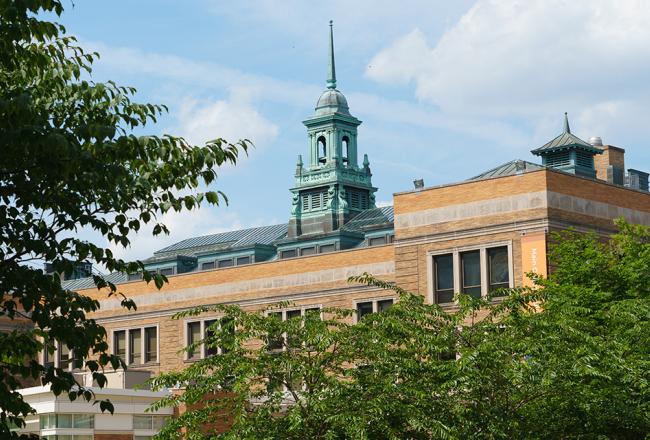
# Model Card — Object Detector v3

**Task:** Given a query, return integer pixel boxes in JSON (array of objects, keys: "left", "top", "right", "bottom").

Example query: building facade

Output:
[{"left": 19, "top": 23, "right": 650, "bottom": 438}]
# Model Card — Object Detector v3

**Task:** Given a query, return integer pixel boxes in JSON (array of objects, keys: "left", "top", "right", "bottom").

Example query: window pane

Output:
[
  {"left": 129, "top": 329, "right": 141, "bottom": 365},
  {"left": 73, "top": 413, "right": 94, "bottom": 428},
  {"left": 145, "top": 327, "right": 157, "bottom": 363},
  {"left": 301, "top": 247, "right": 316, "bottom": 256},
  {"left": 304, "top": 308, "right": 320, "bottom": 320},
  {"left": 220, "top": 317, "right": 235, "bottom": 354},
  {"left": 377, "top": 299, "right": 393, "bottom": 312},
  {"left": 57, "top": 414, "right": 72, "bottom": 428},
  {"left": 434, "top": 254, "right": 454, "bottom": 303},
  {"left": 236, "top": 256, "right": 251, "bottom": 265},
  {"left": 286, "top": 309, "right": 301, "bottom": 320},
  {"left": 488, "top": 246, "right": 509, "bottom": 294},
  {"left": 368, "top": 236, "right": 387, "bottom": 246},
  {"left": 114, "top": 331, "right": 126, "bottom": 360},
  {"left": 461, "top": 250, "right": 481, "bottom": 298},
  {"left": 187, "top": 322, "right": 201, "bottom": 359},
  {"left": 201, "top": 261, "right": 215, "bottom": 270},
  {"left": 59, "top": 343, "right": 70, "bottom": 367},
  {"left": 267, "top": 312, "right": 283, "bottom": 350},
  {"left": 281, "top": 249, "right": 297, "bottom": 259},
  {"left": 218, "top": 259, "right": 233, "bottom": 268},
  {"left": 43, "top": 341, "right": 55, "bottom": 369},
  {"left": 356, "top": 302, "right": 373, "bottom": 320},
  {"left": 133, "top": 415, "right": 152, "bottom": 429},
  {"left": 152, "top": 415, "right": 168, "bottom": 430},
  {"left": 319, "top": 244, "right": 335, "bottom": 253},
  {"left": 204, "top": 319, "right": 218, "bottom": 357},
  {"left": 159, "top": 267, "right": 174, "bottom": 276}
]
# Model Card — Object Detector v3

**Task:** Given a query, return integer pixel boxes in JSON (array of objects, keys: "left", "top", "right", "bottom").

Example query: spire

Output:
[
  {"left": 326, "top": 20, "right": 337, "bottom": 89},
  {"left": 563, "top": 112, "right": 571, "bottom": 134}
]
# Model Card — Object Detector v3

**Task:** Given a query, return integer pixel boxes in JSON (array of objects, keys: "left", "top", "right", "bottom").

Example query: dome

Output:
[{"left": 315, "top": 88, "right": 350, "bottom": 116}]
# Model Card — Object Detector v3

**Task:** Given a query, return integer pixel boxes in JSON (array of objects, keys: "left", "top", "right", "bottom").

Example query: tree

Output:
[
  {"left": 150, "top": 219, "right": 650, "bottom": 439},
  {"left": 0, "top": 1, "right": 248, "bottom": 435}
]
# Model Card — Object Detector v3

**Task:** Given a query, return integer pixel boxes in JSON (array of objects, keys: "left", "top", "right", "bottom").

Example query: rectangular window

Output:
[
  {"left": 356, "top": 301, "right": 374, "bottom": 320},
  {"left": 201, "top": 261, "right": 215, "bottom": 270},
  {"left": 266, "top": 312, "right": 284, "bottom": 351},
  {"left": 57, "top": 414, "right": 72, "bottom": 428},
  {"left": 266, "top": 308, "right": 320, "bottom": 351},
  {"left": 434, "top": 254, "right": 454, "bottom": 304},
  {"left": 145, "top": 327, "right": 157, "bottom": 363},
  {"left": 129, "top": 329, "right": 142, "bottom": 365},
  {"left": 461, "top": 250, "right": 482, "bottom": 298},
  {"left": 39, "top": 414, "right": 56, "bottom": 430},
  {"left": 217, "top": 259, "right": 233, "bottom": 268},
  {"left": 368, "top": 236, "right": 387, "bottom": 246},
  {"left": 133, "top": 414, "right": 153, "bottom": 430},
  {"left": 204, "top": 319, "right": 218, "bottom": 357},
  {"left": 377, "top": 299, "right": 393, "bottom": 312},
  {"left": 319, "top": 244, "right": 335, "bottom": 253},
  {"left": 114, "top": 330, "right": 126, "bottom": 360},
  {"left": 73, "top": 413, "right": 94, "bottom": 429},
  {"left": 236, "top": 256, "right": 251, "bottom": 265},
  {"left": 127, "top": 272, "right": 143, "bottom": 281},
  {"left": 301, "top": 247, "right": 316, "bottom": 256},
  {"left": 159, "top": 267, "right": 174, "bottom": 276},
  {"left": 43, "top": 341, "right": 55, "bottom": 369},
  {"left": 280, "top": 249, "right": 297, "bottom": 259},
  {"left": 356, "top": 299, "right": 394, "bottom": 321},
  {"left": 187, "top": 321, "right": 201, "bottom": 360},
  {"left": 488, "top": 246, "right": 510, "bottom": 294},
  {"left": 58, "top": 343, "right": 71, "bottom": 368}
]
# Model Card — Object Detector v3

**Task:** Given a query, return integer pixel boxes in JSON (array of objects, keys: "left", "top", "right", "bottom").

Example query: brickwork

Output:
[
  {"left": 594, "top": 145, "right": 625, "bottom": 182},
  {"left": 94, "top": 434, "right": 132, "bottom": 440}
]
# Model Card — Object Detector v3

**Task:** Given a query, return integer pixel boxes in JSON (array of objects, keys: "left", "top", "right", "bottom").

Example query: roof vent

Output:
[
  {"left": 413, "top": 179, "right": 424, "bottom": 190},
  {"left": 588, "top": 136, "right": 603, "bottom": 147},
  {"left": 515, "top": 160, "right": 526, "bottom": 173}
]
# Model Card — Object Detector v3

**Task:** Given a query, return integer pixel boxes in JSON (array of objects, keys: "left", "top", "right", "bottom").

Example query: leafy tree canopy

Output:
[
  {"left": 0, "top": 1, "right": 247, "bottom": 435},
  {"left": 151, "top": 219, "right": 650, "bottom": 439}
]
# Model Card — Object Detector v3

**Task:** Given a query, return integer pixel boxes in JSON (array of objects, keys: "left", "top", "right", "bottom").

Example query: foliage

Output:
[
  {"left": 0, "top": 1, "right": 247, "bottom": 435},
  {"left": 151, "top": 219, "right": 650, "bottom": 439}
]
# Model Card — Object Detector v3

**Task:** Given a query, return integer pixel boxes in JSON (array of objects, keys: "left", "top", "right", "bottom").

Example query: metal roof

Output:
[
  {"left": 153, "top": 224, "right": 288, "bottom": 255},
  {"left": 531, "top": 113, "right": 602, "bottom": 155},
  {"left": 469, "top": 159, "right": 545, "bottom": 181},
  {"left": 62, "top": 271, "right": 128, "bottom": 291},
  {"left": 343, "top": 206, "right": 394, "bottom": 232}
]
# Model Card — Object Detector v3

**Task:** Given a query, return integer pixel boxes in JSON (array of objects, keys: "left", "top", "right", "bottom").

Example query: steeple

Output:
[
  {"left": 286, "top": 21, "right": 377, "bottom": 240},
  {"left": 563, "top": 112, "right": 570, "bottom": 134},
  {"left": 327, "top": 20, "right": 337, "bottom": 89}
]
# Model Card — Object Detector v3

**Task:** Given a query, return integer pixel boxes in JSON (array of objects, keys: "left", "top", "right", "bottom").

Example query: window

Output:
[
  {"left": 319, "top": 244, "right": 335, "bottom": 253},
  {"left": 355, "top": 298, "right": 394, "bottom": 321},
  {"left": 281, "top": 249, "right": 297, "bottom": 259},
  {"left": 39, "top": 414, "right": 94, "bottom": 429},
  {"left": 461, "top": 250, "right": 481, "bottom": 298},
  {"left": 317, "top": 136, "right": 327, "bottom": 164},
  {"left": 236, "top": 256, "right": 251, "bottom": 265},
  {"left": 266, "top": 307, "right": 321, "bottom": 351},
  {"left": 129, "top": 329, "right": 141, "bottom": 365},
  {"left": 145, "top": 327, "right": 157, "bottom": 363},
  {"left": 430, "top": 243, "right": 512, "bottom": 304},
  {"left": 159, "top": 267, "right": 174, "bottom": 276},
  {"left": 127, "top": 272, "right": 143, "bottom": 281},
  {"left": 113, "top": 326, "right": 158, "bottom": 365},
  {"left": 434, "top": 254, "right": 454, "bottom": 304},
  {"left": 301, "top": 247, "right": 316, "bottom": 256},
  {"left": 342, "top": 136, "right": 350, "bottom": 164},
  {"left": 43, "top": 341, "right": 55, "bottom": 369},
  {"left": 43, "top": 340, "right": 82, "bottom": 371},
  {"left": 201, "top": 261, "right": 215, "bottom": 270},
  {"left": 186, "top": 321, "right": 201, "bottom": 360},
  {"left": 133, "top": 415, "right": 168, "bottom": 430},
  {"left": 488, "top": 246, "right": 509, "bottom": 294},
  {"left": 186, "top": 318, "right": 234, "bottom": 360},
  {"left": 368, "top": 236, "right": 387, "bottom": 246},
  {"left": 217, "top": 259, "right": 233, "bottom": 268}
]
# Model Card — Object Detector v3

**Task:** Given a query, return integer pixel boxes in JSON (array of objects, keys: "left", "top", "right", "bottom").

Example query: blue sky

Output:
[{"left": 54, "top": 0, "right": 650, "bottom": 261}]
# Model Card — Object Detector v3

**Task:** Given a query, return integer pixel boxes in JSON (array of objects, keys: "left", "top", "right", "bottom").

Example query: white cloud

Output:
[
  {"left": 175, "top": 95, "right": 279, "bottom": 148},
  {"left": 366, "top": 0, "right": 650, "bottom": 120}
]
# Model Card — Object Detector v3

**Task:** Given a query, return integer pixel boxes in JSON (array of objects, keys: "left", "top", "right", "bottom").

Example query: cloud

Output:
[
  {"left": 175, "top": 95, "right": 279, "bottom": 148},
  {"left": 366, "top": 0, "right": 650, "bottom": 119}
]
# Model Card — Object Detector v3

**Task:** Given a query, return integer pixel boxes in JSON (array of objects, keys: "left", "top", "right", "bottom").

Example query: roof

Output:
[
  {"left": 62, "top": 271, "right": 127, "bottom": 291},
  {"left": 469, "top": 159, "right": 545, "bottom": 181},
  {"left": 153, "top": 224, "right": 288, "bottom": 256},
  {"left": 531, "top": 113, "right": 602, "bottom": 155},
  {"left": 343, "top": 206, "right": 394, "bottom": 232}
]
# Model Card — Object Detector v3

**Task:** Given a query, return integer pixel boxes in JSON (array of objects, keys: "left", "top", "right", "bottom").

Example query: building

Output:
[{"left": 20, "top": 22, "right": 650, "bottom": 439}]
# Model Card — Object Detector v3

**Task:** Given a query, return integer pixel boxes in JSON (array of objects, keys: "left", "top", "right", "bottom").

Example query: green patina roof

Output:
[
  {"left": 343, "top": 206, "right": 394, "bottom": 233},
  {"left": 531, "top": 113, "right": 603, "bottom": 156},
  {"left": 469, "top": 159, "right": 544, "bottom": 181}
]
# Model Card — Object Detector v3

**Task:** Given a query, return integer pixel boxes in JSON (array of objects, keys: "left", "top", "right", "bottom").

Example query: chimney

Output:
[{"left": 591, "top": 137, "right": 625, "bottom": 185}]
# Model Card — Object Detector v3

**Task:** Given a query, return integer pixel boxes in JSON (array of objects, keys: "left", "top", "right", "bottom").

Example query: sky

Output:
[{"left": 52, "top": 0, "right": 650, "bottom": 263}]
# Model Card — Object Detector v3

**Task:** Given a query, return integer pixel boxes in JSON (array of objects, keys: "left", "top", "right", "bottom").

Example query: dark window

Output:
[
  {"left": 201, "top": 261, "right": 215, "bottom": 270},
  {"left": 58, "top": 343, "right": 71, "bottom": 368},
  {"left": 368, "top": 236, "right": 387, "bottom": 246},
  {"left": 187, "top": 322, "right": 201, "bottom": 360},
  {"left": 267, "top": 312, "right": 284, "bottom": 351},
  {"left": 236, "top": 256, "right": 251, "bottom": 265},
  {"left": 488, "top": 246, "right": 509, "bottom": 294},
  {"left": 434, "top": 254, "right": 454, "bottom": 303},
  {"left": 342, "top": 136, "right": 350, "bottom": 164},
  {"left": 317, "top": 136, "right": 327, "bottom": 164},
  {"left": 159, "top": 267, "right": 174, "bottom": 276},
  {"left": 114, "top": 330, "right": 126, "bottom": 360},
  {"left": 204, "top": 319, "right": 218, "bottom": 357},
  {"left": 220, "top": 317, "right": 235, "bottom": 354},
  {"left": 461, "top": 250, "right": 482, "bottom": 298},
  {"left": 319, "top": 244, "right": 335, "bottom": 253},
  {"left": 304, "top": 308, "right": 321, "bottom": 319},
  {"left": 43, "top": 341, "right": 55, "bottom": 369},
  {"left": 218, "top": 259, "right": 233, "bottom": 268},
  {"left": 127, "top": 272, "right": 142, "bottom": 281},
  {"left": 145, "top": 327, "right": 157, "bottom": 363},
  {"left": 356, "top": 302, "right": 373, "bottom": 320},
  {"left": 301, "top": 247, "right": 316, "bottom": 256},
  {"left": 129, "top": 329, "right": 141, "bottom": 365},
  {"left": 281, "top": 249, "right": 297, "bottom": 259},
  {"left": 377, "top": 299, "right": 393, "bottom": 312}
]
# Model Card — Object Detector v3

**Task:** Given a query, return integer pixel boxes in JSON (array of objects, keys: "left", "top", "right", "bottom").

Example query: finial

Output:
[
  {"left": 363, "top": 153, "right": 369, "bottom": 167},
  {"left": 297, "top": 154, "right": 303, "bottom": 166},
  {"left": 326, "top": 20, "right": 337, "bottom": 90},
  {"left": 563, "top": 112, "right": 571, "bottom": 134}
]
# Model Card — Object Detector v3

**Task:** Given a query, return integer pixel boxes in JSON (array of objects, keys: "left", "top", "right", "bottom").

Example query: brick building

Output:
[{"left": 18, "top": 23, "right": 650, "bottom": 439}]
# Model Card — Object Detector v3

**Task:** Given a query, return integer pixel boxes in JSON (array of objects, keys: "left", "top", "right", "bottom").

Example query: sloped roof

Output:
[
  {"left": 531, "top": 131, "right": 602, "bottom": 155},
  {"left": 153, "top": 224, "right": 288, "bottom": 256},
  {"left": 62, "top": 271, "right": 128, "bottom": 291},
  {"left": 469, "top": 159, "right": 545, "bottom": 181},
  {"left": 343, "top": 206, "right": 394, "bottom": 232}
]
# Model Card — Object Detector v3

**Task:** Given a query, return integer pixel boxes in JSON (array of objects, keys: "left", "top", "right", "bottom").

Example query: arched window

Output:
[
  {"left": 342, "top": 136, "right": 350, "bottom": 164},
  {"left": 317, "top": 136, "right": 327, "bottom": 164}
]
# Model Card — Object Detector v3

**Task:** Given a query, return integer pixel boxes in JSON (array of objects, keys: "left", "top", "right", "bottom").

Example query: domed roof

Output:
[{"left": 315, "top": 88, "right": 350, "bottom": 116}]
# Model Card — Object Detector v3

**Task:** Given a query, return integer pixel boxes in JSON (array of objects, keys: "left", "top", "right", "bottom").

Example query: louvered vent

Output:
[
  {"left": 546, "top": 151, "right": 571, "bottom": 167},
  {"left": 576, "top": 151, "right": 594, "bottom": 169}
]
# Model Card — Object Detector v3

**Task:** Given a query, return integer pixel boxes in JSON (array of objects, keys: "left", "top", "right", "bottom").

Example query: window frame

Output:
[
  {"left": 352, "top": 296, "right": 395, "bottom": 324},
  {"left": 263, "top": 305, "right": 323, "bottom": 352},
  {"left": 427, "top": 240, "right": 514, "bottom": 305},
  {"left": 41, "top": 340, "right": 83, "bottom": 371},
  {"left": 111, "top": 324, "right": 160, "bottom": 366},
  {"left": 183, "top": 316, "right": 236, "bottom": 361}
]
